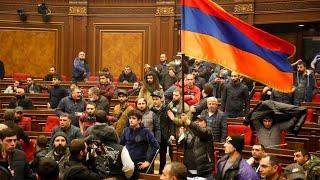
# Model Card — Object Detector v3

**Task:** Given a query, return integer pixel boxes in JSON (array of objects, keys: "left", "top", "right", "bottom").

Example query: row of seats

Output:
[{"left": 11, "top": 72, "right": 141, "bottom": 82}]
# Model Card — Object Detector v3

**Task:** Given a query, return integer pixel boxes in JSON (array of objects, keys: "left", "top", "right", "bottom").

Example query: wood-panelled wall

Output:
[{"left": 0, "top": 0, "right": 319, "bottom": 78}]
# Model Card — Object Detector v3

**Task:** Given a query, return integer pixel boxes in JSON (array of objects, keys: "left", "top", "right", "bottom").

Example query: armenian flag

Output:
[{"left": 181, "top": 0, "right": 295, "bottom": 92}]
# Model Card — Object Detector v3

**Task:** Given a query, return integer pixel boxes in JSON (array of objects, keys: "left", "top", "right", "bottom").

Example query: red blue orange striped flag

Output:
[{"left": 181, "top": 0, "right": 295, "bottom": 92}]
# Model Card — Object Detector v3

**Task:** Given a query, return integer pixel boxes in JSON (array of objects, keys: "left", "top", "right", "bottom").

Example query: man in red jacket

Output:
[
  {"left": 97, "top": 73, "right": 115, "bottom": 101},
  {"left": 14, "top": 106, "right": 32, "bottom": 131},
  {"left": 184, "top": 74, "right": 201, "bottom": 106}
]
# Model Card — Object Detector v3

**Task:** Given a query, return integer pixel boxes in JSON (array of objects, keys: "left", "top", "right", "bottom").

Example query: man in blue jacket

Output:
[
  {"left": 120, "top": 109, "right": 159, "bottom": 178},
  {"left": 72, "top": 51, "right": 90, "bottom": 83}
]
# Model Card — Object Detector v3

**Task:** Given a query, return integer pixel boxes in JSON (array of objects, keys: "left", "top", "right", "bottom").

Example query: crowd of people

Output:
[{"left": 0, "top": 51, "right": 320, "bottom": 180}]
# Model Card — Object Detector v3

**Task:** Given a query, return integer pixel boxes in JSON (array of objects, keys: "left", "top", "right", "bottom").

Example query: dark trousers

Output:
[{"left": 159, "top": 138, "right": 173, "bottom": 174}]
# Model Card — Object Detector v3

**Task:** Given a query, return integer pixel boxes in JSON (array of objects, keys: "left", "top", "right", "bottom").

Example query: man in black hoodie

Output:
[{"left": 118, "top": 65, "right": 137, "bottom": 83}]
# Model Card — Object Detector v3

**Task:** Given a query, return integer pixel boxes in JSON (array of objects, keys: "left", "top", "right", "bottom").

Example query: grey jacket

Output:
[{"left": 200, "top": 109, "right": 227, "bottom": 142}]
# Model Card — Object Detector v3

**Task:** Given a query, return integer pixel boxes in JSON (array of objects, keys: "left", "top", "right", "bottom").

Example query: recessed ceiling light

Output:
[{"left": 298, "top": 24, "right": 305, "bottom": 27}]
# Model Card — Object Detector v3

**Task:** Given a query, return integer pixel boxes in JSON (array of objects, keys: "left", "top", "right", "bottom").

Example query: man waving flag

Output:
[{"left": 181, "top": 0, "right": 295, "bottom": 92}]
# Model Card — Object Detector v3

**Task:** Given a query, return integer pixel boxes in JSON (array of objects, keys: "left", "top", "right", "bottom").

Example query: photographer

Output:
[
  {"left": 63, "top": 139, "right": 100, "bottom": 180},
  {"left": 89, "top": 125, "right": 134, "bottom": 179}
]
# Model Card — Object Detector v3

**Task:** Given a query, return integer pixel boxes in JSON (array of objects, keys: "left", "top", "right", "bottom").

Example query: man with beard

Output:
[
  {"left": 200, "top": 97, "right": 227, "bottom": 143},
  {"left": 79, "top": 103, "right": 97, "bottom": 134},
  {"left": 0, "top": 128, "right": 31, "bottom": 180},
  {"left": 55, "top": 87, "right": 86, "bottom": 127},
  {"left": 45, "top": 131, "right": 70, "bottom": 178},
  {"left": 72, "top": 51, "right": 90, "bottom": 83},
  {"left": 293, "top": 148, "right": 320, "bottom": 179},
  {"left": 97, "top": 73, "right": 115, "bottom": 102},
  {"left": 43, "top": 66, "right": 61, "bottom": 81},
  {"left": 220, "top": 72, "right": 250, "bottom": 118},
  {"left": 136, "top": 97, "right": 161, "bottom": 142},
  {"left": 52, "top": 113, "right": 82, "bottom": 143},
  {"left": 118, "top": 65, "right": 137, "bottom": 83},
  {"left": 151, "top": 91, "right": 175, "bottom": 174},
  {"left": 138, "top": 71, "right": 162, "bottom": 108},
  {"left": 13, "top": 106, "right": 32, "bottom": 131},
  {"left": 217, "top": 136, "right": 259, "bottom": 180},
  {"left": 167, "top": 89, "right": 190, "bottom": 126},
  {"left": 87, "top": 87, "right": 109, "bottom": 113},
  {"left": 293, "top": 61, "right": 317, "bottom": 105},
  {"left": 48, "top": 75, "right": 68, "bottom": 109},
  {"left": 8, "top": 87, "right": 34, "bottom": 109},
  {"left": 25, "top": 77, "right": 43, "bottom": 94},
  {"left": 247, "top": 144, "right": 266, "bottom": 173},
  {"left": 112, "top": 89, "right": 135, "bottom": 136},
  {"left": 63, "top": 139, "right": 100, "bottom": 180}
]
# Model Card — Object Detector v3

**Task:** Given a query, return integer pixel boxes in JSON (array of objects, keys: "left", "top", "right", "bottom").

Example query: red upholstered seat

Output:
[
  {"left": 113, "top": 77, "right": 119, "bottom": 83},
  {"left": 312, "top": 93, "right": 320, "bottom": 103},
  {"left": 227, "top": 125, "right": 252, "bottom": 145},
  {"left": 317, "top": 80, "right": 320, "bottom": 88},
  {"left": 81, "top": 88, "right": 88, "bottom": 97},
  {"left": 61, "top": 75, "right": 67, "bottom": 81},
  {"left": 20, "top": 139, "right": 36, "bottom": 162},
  {"left": 305, "top": 108, "right": 314, "bottom": 123},
  {"left": 88, "top": 75, "right": 98, "bottom": 81},
  {"left": 44, "top": 116, "right": 60, "bottom": 132},
  {"left": 251, "top": 91, "right": 262, "bottom": 101},
  {"left": 128, "top": 102, "right": 136, "bottom": 108},
  {"left": 17, "top": 117, "right": 32, "bottom": 131},
  {"left": 13, "top": 73, "right": 30, "bottom": 81}
]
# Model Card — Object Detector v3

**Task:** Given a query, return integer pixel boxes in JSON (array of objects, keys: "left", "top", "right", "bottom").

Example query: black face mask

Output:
[
  {"left": 54, "top": 144, "right": 67, "bottom": 156},
  {"left": 16, "top": 95, "right": 24, "bottom": 99}
]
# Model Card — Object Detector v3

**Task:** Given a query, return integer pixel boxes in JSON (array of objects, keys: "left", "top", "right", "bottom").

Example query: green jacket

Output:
[{"left": 303, "top": 155, "right": 320, "bottom": 180}]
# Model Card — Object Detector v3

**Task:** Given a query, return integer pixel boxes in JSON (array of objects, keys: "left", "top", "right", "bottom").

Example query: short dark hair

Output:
[
  {"left": 37, "top": 158, "right": 59, "bottom": 180},
  {"left": 3, "top": 109, "right": 15, "bottom": 121},
  {"left": 86, "top": 102, "right": 97, "bottom": 108},
  {"left": 297, "top": 61, "right": 306, "bottom": 67},
  {"left": 0, "top": 128, "right": 17, "bottom": 140},
  {"left": 253, "top": 144, "right": 265, "bottom": 151},
  {"left": 36, "top": 135, "right": 48, "bottom": 149},
  {"left": 265, "top": 155, "right": 279, "bottom": 166},
  {"left": 202, "top": 83, "right": 213, "bottom": 97},
  {"left": 69, "top": 139, "right": 86, "bottom": 160},
  {"left": 95, "top": 110, "right": 107, "bottom": 123},
  {"left": 294, "top": 148, "right": 309, "bottom": 157},
  {"left": 89, "top": 87, "right": 100, "bottom": 96},
  {"left": 60, "top": 113, "right": 71, "bottom": 120},
  {"left": 169, "top": 162, "right": 187, "bottom": 180},
  {"left": 127, "top": 109, "right": 142, "bottom": 120},
  {"left": 173, "top": 88, "right": 182, "bottom": 95}
]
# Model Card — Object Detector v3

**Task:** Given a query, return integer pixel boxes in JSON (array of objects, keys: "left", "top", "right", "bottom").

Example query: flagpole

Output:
[{"left": 181, "top": 53, "right": 185, "bottom": 113}]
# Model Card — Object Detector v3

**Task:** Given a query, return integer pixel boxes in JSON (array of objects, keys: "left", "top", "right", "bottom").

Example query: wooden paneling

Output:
[
  {"left": 0, "top": 28, "right": 57, "bottom": 77},
  {"left": 101, "top": 32, "right": 143, "bottom": 79}
]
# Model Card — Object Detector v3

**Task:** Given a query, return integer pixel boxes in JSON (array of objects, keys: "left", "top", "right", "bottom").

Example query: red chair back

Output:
[
  {"left": 61, "top": 75, "right": 67, "bottom": 81},
  {"left": 305, "top": 108, "right": 314, "bottom": 123},
  {"left": 20, "top": 139, "right": 36, "bottom": 162},
  {"left": 44, "top": 116, "right": 60, "bottom": 132},
  {"left": 251, "top": 91, "right": 262, "bottom": 101},
  {"left": 88, "top": 76, "right": 98, "bottom": 81},
  {"left": 312, "top": 93, "right": 320, "bottom": 103},
  {"left": 227, "top": 125, "right": 252, "bottom": 145},
  {"left": 13, "top": 73, "right": 30, "bottom": 81}
]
